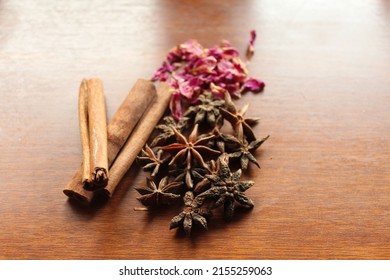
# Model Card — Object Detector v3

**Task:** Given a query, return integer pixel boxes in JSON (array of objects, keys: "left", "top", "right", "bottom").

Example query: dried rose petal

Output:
[
  {"left": 220, "top": 41, "right": 240, "bottom": 58},
  {"left": 217, "top": 58, "right": 235, "bottom": 73},
  {"left": 249, "top": 30, "right": 256, "bottom": 48},
  {"left": 168, "top": 40, "right": 204, "bottom": 63},
  {"left": 190, "top": 56, "right": 217, "bottom": 75},
  {"left": 241, "top": 77, "right": 265, "bottom": 93},
  {"left": 151, "top": 61, "right": 174, "bottom": 82},
  {"left": 178, "top": 79, "right": 195, "bottom": 99},
  {"left": 169, "top": 90, "right": 183, "bottom": 120},
  {"left": 151, "top": 31, "right": 265, "bottom": 119},
  {"left": 210, "top": 83, "right": 227, "bottom": 99},
  {"left": 246, "top": 30, "right": 256, "bottom": 60}
]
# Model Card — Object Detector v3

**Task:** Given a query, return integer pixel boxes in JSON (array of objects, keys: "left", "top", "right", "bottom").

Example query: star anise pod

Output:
[
  {"left": 162, "top": 123, "right": 221, "bottom": 171},
  {"left": 224, "top": 135, "right": 270, "bottom": 171},
  {"left": 193, "top": 159, "right": 220, "bottom": 194},
  {"left": 184, "top": 92, "right": 225, "bottom": 127},
  {"left": 150, "top": 116, "right": 189, "bottom": 147},
  {"left": 136, "top": 145, "right": 170, "bottom": 177},
  {"left": 198, "top": 115, "right": 227, "bottom": 153},
  {"left": 220, "top": 92, "right": 259, "bottom": 142},
  {"left": 135, "top": 177, "right": 182, "bottom": 207},
  {"left": 169, "top": 165, "right": 207, "bottom": 190},
  {"left": 197, "top": 155, "right": 254, "bottom": 221},
  {"left": 169, "top": 191, "right": 208, "bottom": 236}
]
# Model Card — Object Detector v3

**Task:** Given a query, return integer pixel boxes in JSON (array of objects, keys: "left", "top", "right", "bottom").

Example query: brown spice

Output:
[
  {"left": 135, "top": 176, "right": 181, "bottom": 206},
  {"left": 103, "top": 83, "right": 172, "bottom": 198},
  {"left": 78, "top": 79, "right": 91, "bottom": 184},
  {"left": 63, "top": 79, "right": 157, "bottom": 203},
  {"left": 162, "top": 124, "right": 220, "bottom": 171},
  {"left": 84, "top": 78, "right": 109, "bottom": 190},
  {"left": 136, "top": 145, "right": 169, "bottom": 178},
  {"left": 220, "top": 92, "right": 259, "bottom": 142}
]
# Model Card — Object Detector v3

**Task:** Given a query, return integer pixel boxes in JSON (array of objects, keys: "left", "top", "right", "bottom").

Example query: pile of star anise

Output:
[{"left": 135, "top": 33, "right": 269, "bottom": 236}]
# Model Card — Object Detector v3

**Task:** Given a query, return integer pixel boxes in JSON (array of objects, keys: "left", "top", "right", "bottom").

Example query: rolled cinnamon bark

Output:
[
  {"left": 104, "top": 83, "right": 172, "bottom": 197},
  {"left": 63, "top": 79, "right": 157, "bottom": 203},
  {"left": 78, "top": 79, "right": 91, "bottom": 184},
  {"left": 85, "top": 78, "right": 108, "bottom": 190}
]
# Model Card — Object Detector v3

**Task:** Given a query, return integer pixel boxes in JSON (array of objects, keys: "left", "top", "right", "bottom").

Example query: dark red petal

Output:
[
  {"left": 246, "top": 30, "right": 257, "bottom": 60},
  {"left": 241, "top": 78, "right": 265, "bottom": 93},
  {"left": 169, "top": 91, "right": 183, "bottom": 120},
  {"left": 249, "top": 30, "right": 257, "bottom": 47}
]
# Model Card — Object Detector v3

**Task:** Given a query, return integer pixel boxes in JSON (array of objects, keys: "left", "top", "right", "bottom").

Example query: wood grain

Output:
[{"left": 0, "top": 0, "right": 389, "bottom": 259}]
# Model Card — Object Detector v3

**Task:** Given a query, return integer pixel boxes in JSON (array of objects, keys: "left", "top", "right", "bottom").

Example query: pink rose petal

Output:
[
  {"left": 241, "top": 77, "right": 265, "bottom": 93},
  {"left": 169, "top": 91, "right": 183, "bottom": 120},
  {"left": 151, "top": 31, "right": 265, "bottom": 119},
  {"left": 246, "top": 30, "right": 257, "bottom": 60},
  {"left": 210, "top": 83, "right": 227, "bottom": 99}
]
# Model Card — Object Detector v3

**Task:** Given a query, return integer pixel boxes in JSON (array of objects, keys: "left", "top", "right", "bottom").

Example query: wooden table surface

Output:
[{"left": 1, "top": 0, "right": 389, "bottom": 260}]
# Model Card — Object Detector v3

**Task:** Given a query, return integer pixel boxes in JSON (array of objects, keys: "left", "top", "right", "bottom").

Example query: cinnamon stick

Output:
[
  {"left": 63, "top": 79, "right": 157, "bottom": 203},
  {"left": 104, "top": 83, "right": 172, "bottom": 197},
  {"left": 85, "top": 78, "right": 108, "bottom": 190},
  {"left": 78, "top": 79, "right": 91, "bottom": 184}
]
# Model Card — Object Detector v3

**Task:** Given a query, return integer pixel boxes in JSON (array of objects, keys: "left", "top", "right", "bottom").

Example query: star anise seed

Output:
[
  {"left": 162, "top": 124, "right": 221, "bottom": 171},
  {"left": 135, "top": 176, "right": 182, "bottom": 207},
  {"left": 194, "top": 159, "right": 220, "bottom": 194},
  {"left": 169, "top": 191, "right": 208, "bottom": 236},
  {"left": 198, "top": 115, "right": 227, "bottom": 153},
  {"left": 220, "top": 92, "right": 259, "bottom": 142},
  {"left": 197, "top": 156, "right": 254, "bottom": 220},
  {"left": 136, "top": 145, "right": 170, "bottom": 177},
  {"left": 150, "top": 116, "right": 189, "bottom": 147},
  {"left": 225, "top": 135, "right": 270, "bottom": 171},
  {"left": 169, "top": 165, "right": 207, "bottom": 190},
  {"left": 184, "top": 92, "right": 225, "bottom": 127}
]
